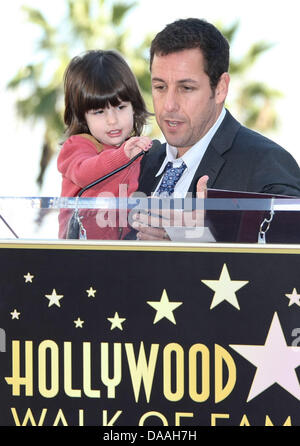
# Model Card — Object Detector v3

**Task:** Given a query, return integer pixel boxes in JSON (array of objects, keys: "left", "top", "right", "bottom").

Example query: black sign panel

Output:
[{"left": 0, "top": 242, "right": 300, "bottom": 426}]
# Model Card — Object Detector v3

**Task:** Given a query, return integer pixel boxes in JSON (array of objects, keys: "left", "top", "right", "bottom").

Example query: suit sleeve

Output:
[{"left": 248, "top": 144, "right": 300, "bottom": 197}]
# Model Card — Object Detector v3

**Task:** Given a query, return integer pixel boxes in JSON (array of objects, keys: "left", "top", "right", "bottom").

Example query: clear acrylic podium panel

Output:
[{"left": 0, "top": 196, "right": 300, "bottom": 244}]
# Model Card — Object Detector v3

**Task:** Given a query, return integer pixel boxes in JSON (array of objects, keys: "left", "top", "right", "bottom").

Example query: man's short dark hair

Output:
[{"left": 150, "top": 18, "right": 229, "bottom": 91}]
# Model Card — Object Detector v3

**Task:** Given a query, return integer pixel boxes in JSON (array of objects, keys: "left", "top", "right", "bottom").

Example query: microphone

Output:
[
  {"left": 77, "top": 150, "right": 145, "bottom": 197},
  {"left": 66, "top": 150, "right": 146, "bottom": 239},
  {"left": 0, "top": 214, "right": 19, "bottom": 239}
]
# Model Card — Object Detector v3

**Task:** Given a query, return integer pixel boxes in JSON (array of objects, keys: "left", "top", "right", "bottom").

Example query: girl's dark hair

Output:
[
  {"left": 63, "top": 50, "right": 149, "bottom": 139},
  {"left": 150, "top": 18, "right": 229, "bottom": 92}
]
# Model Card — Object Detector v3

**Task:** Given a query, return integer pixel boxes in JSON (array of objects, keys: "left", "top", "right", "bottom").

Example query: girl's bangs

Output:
[{"left": 83, "top": 82, "right": 130, "bottom": 112}]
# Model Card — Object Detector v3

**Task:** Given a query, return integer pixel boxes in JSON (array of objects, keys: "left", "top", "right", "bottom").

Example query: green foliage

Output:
[
  {"left": 8, "top": 0, "right": 153, "bottom": 187},
  {"left": 219, "top": 21, "right": 281, "bottom": 132},
  {"left": 8, "top": 3, "right": 280, "bottom": 188},
  {"left": 112, "top": 2, "right": 137, "bottom": 25},
  {"left": 236, "top": 81, "right": 282, "bottom": 131}
]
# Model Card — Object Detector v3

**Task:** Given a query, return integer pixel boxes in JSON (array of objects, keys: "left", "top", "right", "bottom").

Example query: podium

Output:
[{"left": 0, "top": 195, "right": 300, "bottom": 427}]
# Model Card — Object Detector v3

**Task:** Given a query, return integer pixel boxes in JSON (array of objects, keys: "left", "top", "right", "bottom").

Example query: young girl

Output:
[{"left": 57, "top": 50, "right": 152, "bottom": 239}]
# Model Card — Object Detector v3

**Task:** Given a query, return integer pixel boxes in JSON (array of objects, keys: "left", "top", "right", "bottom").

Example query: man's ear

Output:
[{"left": 215, "top": 72, "right": 230, "bottom": 105}]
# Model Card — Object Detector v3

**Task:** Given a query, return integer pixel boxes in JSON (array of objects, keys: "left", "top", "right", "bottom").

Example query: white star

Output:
[
  {"left": 86, "top": 287, "right": 97, "bottom": 297},
  {"left": 24, "top": 272, "right": 34, "bottom": 283},
  {"left": 285, "top": 288, "right": 300, "bottom": 307},
  {"left": 10, "top": 309, "right": 20, "bottom": 319},
  {"left": 45, "top": 289, "right": 64, "bottom": 307},
  {"left": 147, "top": 289, "right": 182, "bottom": 324},
  {"left": 74, "top": 318, "right": 84, "bottom": 328},
  {"left": 107, "top": 312, "right": 126, "bottom": 330},
  {"left": 230, "top": 312, "right": 300, "bottom": 401},
  {"left": 201, "top": 263, "right": 249, "bottom": 309}
]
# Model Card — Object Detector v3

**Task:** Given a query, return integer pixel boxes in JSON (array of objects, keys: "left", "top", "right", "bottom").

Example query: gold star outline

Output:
[
  {"left": 285, "top": 288, "right": 300, "bottom": 307},
  {"left": 107, "top": 312, "right": 126, "bottom": 330},
  {"left": 45, "top": 289, "right": 64, "bottom": 308},
  {"left": 147, "top": 289, "right": 182, "bottom": 325},
  {"left": 202, "top": 263, "right": 249, "bottom": 310},
  {"left": 10, "top": 309, "right": 20, "bottom": 320},
  {"left": 74, "top": 317, "right": 84, "bottom": 328},
  {"left": 24, "top": 272, "right": 34, "bottom": 283},
  {"left": 86, "top": 287, "right": 97, "bottom": 297}
]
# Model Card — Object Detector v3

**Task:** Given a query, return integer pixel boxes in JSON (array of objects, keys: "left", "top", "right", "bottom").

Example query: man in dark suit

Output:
[{"left": 131, "top": 18, "right": 300, "bottom": 240}]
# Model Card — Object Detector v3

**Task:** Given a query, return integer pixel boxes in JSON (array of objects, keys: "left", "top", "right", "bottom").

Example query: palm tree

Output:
[
  {"left": 221, "top": 21, "right": 281, "bottom": 132},
  {"left": 8, "top": 5, "right": 280, "bottom": 188},
  {"left": 8, "top": 0, "right": 154, "bottom": 188}
]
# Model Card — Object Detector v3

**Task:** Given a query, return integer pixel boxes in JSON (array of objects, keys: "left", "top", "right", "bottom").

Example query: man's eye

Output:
[{"left": 153, "top": 85, "right": 165, "bottom": 91}]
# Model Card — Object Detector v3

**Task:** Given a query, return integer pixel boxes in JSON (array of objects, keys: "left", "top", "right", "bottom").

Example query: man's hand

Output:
[
  {"left": 124, "top": 136, "right": 152, "bottom": 159},
  {"left": 131, "top": 175, "right": 209, "bottom": 241},
  {"left": 196, "top": 175, "right": 209, "bottom": 199}
]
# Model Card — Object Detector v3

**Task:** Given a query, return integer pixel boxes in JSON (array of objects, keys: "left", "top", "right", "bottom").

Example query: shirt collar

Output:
[{"left": 155, "top": 107, "right": 226, "bottom": 176}]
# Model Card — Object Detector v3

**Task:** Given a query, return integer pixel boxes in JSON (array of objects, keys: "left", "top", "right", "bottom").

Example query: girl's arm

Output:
[
  {"left": 58, "top": 135, "right": 132, "bottom": 188},
  {"left": 58, "top": 135, "right": 152, "bottom": 188}
]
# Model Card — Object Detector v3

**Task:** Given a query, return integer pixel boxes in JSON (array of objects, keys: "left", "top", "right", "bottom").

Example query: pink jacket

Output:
[{"left": 57, "top": 134, "right": 141, "bottom": 239}]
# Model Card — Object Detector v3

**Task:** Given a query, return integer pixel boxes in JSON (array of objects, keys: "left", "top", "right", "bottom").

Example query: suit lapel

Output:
[
  {"left": 138, "top": 140, "right": 166, "bottom": 196},
  {"left": 189, "top": 110, "right": 241, "bottom": 194},
  {"left": 188, "top": 147, "right": 225, "bottom": 193},
  {"left": 139, "top": 110, "right": 241, "bottom": 196}
]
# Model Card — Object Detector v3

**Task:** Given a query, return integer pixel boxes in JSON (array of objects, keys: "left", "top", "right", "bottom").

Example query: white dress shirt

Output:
[
  {"left": 153, "top": 108, "right": 226, "bottom": 242},
  {"left": 154, "top": 107, "right": 226, "bottom": 197}
]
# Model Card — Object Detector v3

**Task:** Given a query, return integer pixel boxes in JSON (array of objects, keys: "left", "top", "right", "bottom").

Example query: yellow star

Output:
[
  {"left": 10, "top": 309, "right": 20, "bottom": 320},
  {"left": 285, "top": 288, "right": 300, "bottom": 307},
  {"left": 74, "top": 317, "right": 84, "bottom": 328},
  {"left": 202, "top": 263, "right": 249, "bottom": 310},
  {"left": 45, "top": 289, "right": 64, "bottom": 308},
  {"left": 24, "top": 272, "right": 34, "bottom": 283},
  {"left": 86, "top": 287, "right": 97, "bottom": 297},
  {"left": 147, "top": 289, "right": 182, "bottom": 324},
  {"left": 107, "top": 312, "right": 126, "bottom": 330}
]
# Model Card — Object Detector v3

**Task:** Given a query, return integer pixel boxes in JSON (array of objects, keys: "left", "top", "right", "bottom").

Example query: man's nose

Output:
[{"left": 163, "top": 89, "right": 180, "bottom": 113}]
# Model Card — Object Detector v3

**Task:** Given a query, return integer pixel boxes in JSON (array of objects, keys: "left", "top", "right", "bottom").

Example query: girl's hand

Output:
[{"left": 124, "top": 136, "right": 152, "bottom": 159}]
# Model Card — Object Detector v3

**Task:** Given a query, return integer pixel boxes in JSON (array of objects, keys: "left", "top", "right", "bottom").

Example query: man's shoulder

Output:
[
  {"left": 148, "top": 139, "right": 166, "bottom": 155},
  {"left": 138, "top": 139, "right": 166, "bottom": 195},
  {"left": 223, "top": 110, "right": 289, "bottom": 157},
  {"left": 141, "top": 139, "right": 166, "bottom": 169},
  {"left": 235, "top": 124, "right": 292, "bottom": 160},
  {"left": 237, "top": 124, "right": 279, "bottom": 146}
]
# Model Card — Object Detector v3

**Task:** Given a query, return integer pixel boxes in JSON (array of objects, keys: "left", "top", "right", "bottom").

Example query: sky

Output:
[{"left": 0, "top": 0, "right": 299, "bottom": 203}]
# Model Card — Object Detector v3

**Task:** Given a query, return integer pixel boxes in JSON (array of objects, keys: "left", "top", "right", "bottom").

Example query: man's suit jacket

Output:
[{"left": 138, "top": 110, "right": 300, "bottom": 197}]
